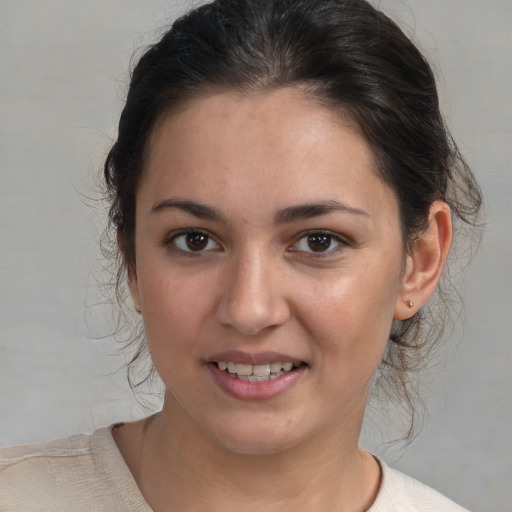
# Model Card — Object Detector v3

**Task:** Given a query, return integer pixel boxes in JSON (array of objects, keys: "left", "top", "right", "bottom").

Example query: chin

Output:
[
  {"left": 219, "top": 435, "right": 297, "bottom": 456},
  {"left": 211, "top": 421, "right": 304, "bottom": 456}
]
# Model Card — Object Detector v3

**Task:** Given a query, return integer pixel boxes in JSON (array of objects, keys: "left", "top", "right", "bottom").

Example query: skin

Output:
[{"left": 114, "top": 87, "right": 452, "bottom": 512}]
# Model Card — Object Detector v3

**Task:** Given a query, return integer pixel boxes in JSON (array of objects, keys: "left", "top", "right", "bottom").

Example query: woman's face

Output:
[{"left": 129, "top": 88, "right": 408, "bottom": 454}]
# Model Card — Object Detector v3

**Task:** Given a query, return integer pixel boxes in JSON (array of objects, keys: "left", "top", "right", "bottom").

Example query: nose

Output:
[{"left": 215, "top": 248, "right": 290, "bottom": 336}]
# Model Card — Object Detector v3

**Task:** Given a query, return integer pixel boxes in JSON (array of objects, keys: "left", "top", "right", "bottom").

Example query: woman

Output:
[{"left": 0, "top": 0, "right": 482, "bottom": 510}]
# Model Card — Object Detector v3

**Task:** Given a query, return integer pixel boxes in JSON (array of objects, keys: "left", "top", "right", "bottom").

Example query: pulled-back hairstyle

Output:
[{"left": 103, "top": 0, "right": 482, "bottom": 436}]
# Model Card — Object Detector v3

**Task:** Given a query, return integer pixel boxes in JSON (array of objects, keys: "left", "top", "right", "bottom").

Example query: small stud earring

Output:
[{"left": 407, "top": 300, "right": 414, "bottom": 308}]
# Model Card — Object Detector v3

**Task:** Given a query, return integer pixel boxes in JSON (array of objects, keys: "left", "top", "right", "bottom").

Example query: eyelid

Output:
[
  {"left": 288, "top": 229, "right": 349, "bottom": 257},
  {"left": 164, "top": 228, "right": 350, "bottom": 257},
  {"left": 165, "top": 228, "right": 221, "bottom": 254}
]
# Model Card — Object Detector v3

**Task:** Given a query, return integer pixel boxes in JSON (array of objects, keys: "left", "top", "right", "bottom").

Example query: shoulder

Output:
[
  {"left": 0, "top": 426, "right": 150, "bottom": 511},
  {"left": 369, "top": 459, "right": 470, "bottom": 512}
]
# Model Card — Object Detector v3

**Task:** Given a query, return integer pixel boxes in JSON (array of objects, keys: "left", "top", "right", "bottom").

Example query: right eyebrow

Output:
[
  {"left": 150, "top": 199, "right": 228, "bottom": 223},
  {"left": 275, "top": 200, "right": 370, "bottom": 224}
]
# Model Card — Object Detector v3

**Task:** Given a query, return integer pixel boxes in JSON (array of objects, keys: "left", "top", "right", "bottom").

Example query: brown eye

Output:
[
  {"left": 291, "top": 231, "right": 346, "bottom": 257},
  {"left": 172, "top": 231, "right": 220, "bottom": 253},
  {"left": 185, "top": 232, "right": 208, "bottom": 251},
  {"left": 307, "top": 234, "right": 332, "bottom": 252}
]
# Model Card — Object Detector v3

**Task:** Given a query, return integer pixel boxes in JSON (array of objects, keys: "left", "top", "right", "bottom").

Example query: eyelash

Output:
[
  {"left": 289, "top": 230, "right": 348, "bottom": 258},
  {"left": 165, "top": 229, "right": 349, "bottom": 258},
  {"left": 165, "top": 229, "right": 221, "bottom": 256}
]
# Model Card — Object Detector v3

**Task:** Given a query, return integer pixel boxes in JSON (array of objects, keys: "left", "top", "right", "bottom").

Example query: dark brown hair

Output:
[{"left": 103, "top": 0, "right": 482, "bottom": 436}]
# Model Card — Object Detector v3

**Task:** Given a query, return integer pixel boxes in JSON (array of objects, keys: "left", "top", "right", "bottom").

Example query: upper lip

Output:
[{"left": 207, "top": 350, "right": 303, "bottom": 366}]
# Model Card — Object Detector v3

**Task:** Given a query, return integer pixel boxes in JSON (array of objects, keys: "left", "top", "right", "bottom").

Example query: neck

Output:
[{"left": 121, "top": 400, "right": 381, "bottom": 512}]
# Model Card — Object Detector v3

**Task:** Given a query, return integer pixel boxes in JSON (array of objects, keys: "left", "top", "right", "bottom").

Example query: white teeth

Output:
[
  {"left": 252, "top": 364, "right": 271, "bottom": 377},
  {"left": 238, "top": 374, "right": 269, "bottom": 382},
  {"left": 269, "top": 362, "right": 282, "bottom": 373},
  {"left": 216, "top": 360, "right": 300, "bottom": 379},
  {"left": 250, "top": 375, "right": 272, "bottom": 382},
  {"left": 235, "top": 363, "right": 252, "bottom": 376}
]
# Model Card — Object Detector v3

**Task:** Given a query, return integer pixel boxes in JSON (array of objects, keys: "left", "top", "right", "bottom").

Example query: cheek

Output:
[
  {"left": 138, "top": 270, "right": 216, "bottom": 371},
  {"left": 300, "top": 261, "right": 401, "bottom": 362}
]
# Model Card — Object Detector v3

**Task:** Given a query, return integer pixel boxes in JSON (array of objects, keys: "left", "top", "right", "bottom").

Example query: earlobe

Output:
[
  {"left": 127, "top": 264, "right": 142, "bottom": 313},
  {"left": 394, "top": 201, "right": 452, "bottom": 320}
]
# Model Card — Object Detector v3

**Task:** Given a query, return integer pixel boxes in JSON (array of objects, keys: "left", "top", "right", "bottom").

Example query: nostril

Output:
[
  {"left": 215, "top": 297, "right": 291, "bottom": 335},
  {"left": 214, "top": 260, "right": 291, "bottom": 335}
]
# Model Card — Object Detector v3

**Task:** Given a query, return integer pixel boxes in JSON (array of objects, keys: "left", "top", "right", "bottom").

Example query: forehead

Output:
[{"left": 140, "top": 88, "right": 398, "bottom": 223}]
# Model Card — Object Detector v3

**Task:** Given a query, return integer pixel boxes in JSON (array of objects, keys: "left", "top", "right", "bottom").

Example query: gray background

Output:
[{"left": 0, "top": 1, "right": 510, "bottom": 511}]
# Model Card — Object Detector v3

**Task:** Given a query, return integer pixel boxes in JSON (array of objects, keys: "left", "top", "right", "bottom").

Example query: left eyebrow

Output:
[
  {"left": 151, "top": 199, "right": 228, "bottom": 223},
  {"left": 275, "top": 200, "right": 370, "bottom": 224}
]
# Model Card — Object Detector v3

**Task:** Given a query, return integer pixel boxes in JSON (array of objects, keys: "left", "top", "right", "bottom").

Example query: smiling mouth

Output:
[{"left": 214, "top": 361, "right": 304, "bottom": 382}]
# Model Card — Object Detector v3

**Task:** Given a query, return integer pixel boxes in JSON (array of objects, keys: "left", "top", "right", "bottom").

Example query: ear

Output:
[
  {"left": 394, "top": 201, "right": 452, "bottom": 320},
  {"left": 127, "top": 264, "right": 142, "bottom": 313},
  {"left": 118, "top": 233, "right": 142, "bottom": 313}
]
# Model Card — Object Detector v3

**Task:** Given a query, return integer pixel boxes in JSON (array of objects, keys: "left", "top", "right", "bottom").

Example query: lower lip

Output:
[{"left": 208, "top": 363, "right": 307, "bottom": 401}]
